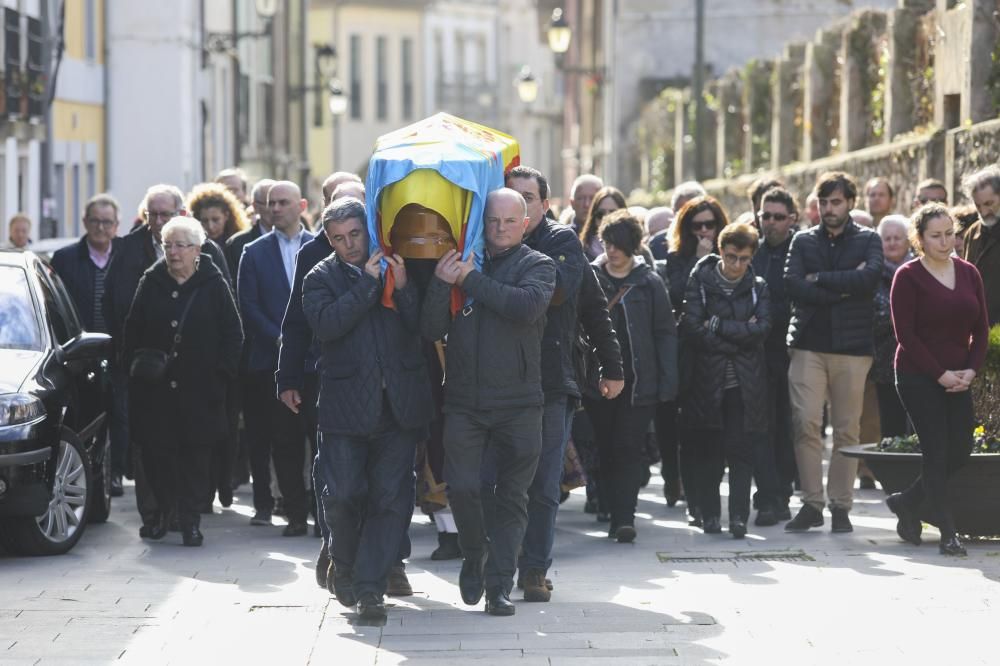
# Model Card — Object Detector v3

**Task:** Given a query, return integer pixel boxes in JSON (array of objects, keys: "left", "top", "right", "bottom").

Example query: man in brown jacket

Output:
[{"left": 960, "top": 165, "right": 1000, "bottom": 325}]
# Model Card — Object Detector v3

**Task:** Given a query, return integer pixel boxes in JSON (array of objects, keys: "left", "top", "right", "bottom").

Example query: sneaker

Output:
[
  {"left": 754, "top": 509, "right": 778, "bottom": 527},
  {"left": 614, "top": 525, "right": 637, "bottom": 543},
  {"left": 250, "top": 512, "right": 272, "bottom": 526},
  {"left": 784, "top": 504, "right": 823, "bottom": 532},
  {"left": 386, "top": 564, "right": 413, "bottom": 597},
  {"left": 830, "top": 507, "right": 853, "bottom": 533},
  {"left": 521, "top": 569, "right": 551, "bottom": 602}
]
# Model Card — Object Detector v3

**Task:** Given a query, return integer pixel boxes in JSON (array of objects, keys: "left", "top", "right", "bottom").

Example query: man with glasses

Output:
[
  {"left": 751, "top": 187, "right": 799, "bottom": 525},
  {"left": 911, "top": 178, "right": 948, "bottom": 213},
  {"left": 103, "top": 184, "right": 231, "bottom": 535},
  {"left": 52, "top": 193, "right": 124, "bottom": 493}
]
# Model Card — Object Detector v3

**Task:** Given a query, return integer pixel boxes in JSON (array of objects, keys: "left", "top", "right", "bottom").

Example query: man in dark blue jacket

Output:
[
  {"left": 783, "top": 171, "right": 883, "bottom": 535},
  {"left": 750, "top": 187, "right": 798, "bottom": 525},
  {"left": 51, "top": 193, "right": 123, "bottom": 491},
  {"left": 302, "top": 197, "right": 433, "bottom": 621},
  {"left": 238, "top": 180, "right": 314, "bottom": 536}
]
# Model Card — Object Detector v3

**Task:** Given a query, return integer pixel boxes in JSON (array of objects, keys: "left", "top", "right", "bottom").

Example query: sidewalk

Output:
[{"left": 1, "top": 471, "right": 998, "bottom": 665}]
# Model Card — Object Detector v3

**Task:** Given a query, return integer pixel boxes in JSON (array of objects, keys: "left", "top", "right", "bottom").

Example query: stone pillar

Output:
[
  {"left": 699, "top": 82, "right": 719, "bottom": 180},
  {"left": 935, "top": 0, "right": 1000, "bottom": 129},
  {"left": 885, "top": 5, "right": 929, "bottom": 140},
  {"left": 839, "top": 10, "right": 887, "bottom": 153},
  {"left": 714, "top": 72, "right": 744, "bottom": 178},
  {"left": 742, "top": 59, "right": 775, "bottom": 172},
  {"left": 771, "top": 43, "right": 806, "bottom": 170},
  {"left": 802, "top": 27, "right": 843, "bottom": 162},
  {"left": 673, "top": 90, "right": 695, "bottom": 184}
]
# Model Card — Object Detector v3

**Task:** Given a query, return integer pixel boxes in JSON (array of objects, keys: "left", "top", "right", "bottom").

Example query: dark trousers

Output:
[
  {"left": 143, "top": 433, "right": 211, "bottom": 529},
  {"left": 445, "top": 405, "right": 542, "bottom": 594},
  {"left": 876, "top": 380, "right": 910, "bottom": 438},
  {"left": 693, "top": 388, "right": 768, "bottom": 522},
  {"left": 655, "top": 400, "right": 680, "bottom": 496},
  {"left": 109, "top": 369, "right": 130, "bottom": 478},
  {"left": 896, "top": 372, "right": 975, "bottom": 540},
  {"left": 583, "top": 395, "right": 655, "bottom": 529},
  {"left": 764, "top": 363, "right": 797, "bottom": 508},
  {"left": 113, "top": 370, "right": 158, "bottom": 524},
  {"left": 244, "top": 371, "right": 308, "bottom": 522},
  {"left": 319, "top": 403, "right": 419, "bottom": 597}
]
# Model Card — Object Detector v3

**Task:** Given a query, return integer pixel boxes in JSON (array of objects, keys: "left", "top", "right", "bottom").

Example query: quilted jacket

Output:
[
  {"left": 678, "top": 255, "right": 771, "bottom": 433},
  {"left": 302, "top": 254, "right": 433, "bottom": 436},
  {"left": 421, "top": 243, "right": 556, "bottom": 411}
]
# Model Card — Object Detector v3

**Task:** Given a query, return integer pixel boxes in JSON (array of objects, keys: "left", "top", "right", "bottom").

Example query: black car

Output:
[{"left": 0, "top": 250, "right": 113, "bottom": 555}]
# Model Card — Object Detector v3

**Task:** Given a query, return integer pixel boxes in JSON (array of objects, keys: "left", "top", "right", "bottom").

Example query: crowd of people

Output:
[{"left": 27, "top": 159, "right": 999, "bottom": 620}]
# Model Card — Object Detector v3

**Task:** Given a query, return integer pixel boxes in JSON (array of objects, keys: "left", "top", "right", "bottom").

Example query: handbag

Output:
[{"left": 129, "top": 287, "right": 201, "bottom": 382}]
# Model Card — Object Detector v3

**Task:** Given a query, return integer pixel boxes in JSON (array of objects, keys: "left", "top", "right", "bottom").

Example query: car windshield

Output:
[{"left": 0, "top": 266, "right": 43, "bottom": 351}]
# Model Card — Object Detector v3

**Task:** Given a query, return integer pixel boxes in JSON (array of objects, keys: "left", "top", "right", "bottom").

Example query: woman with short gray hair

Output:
[{"left": 123, "top": 216, "right": 243, "bottom": 546}]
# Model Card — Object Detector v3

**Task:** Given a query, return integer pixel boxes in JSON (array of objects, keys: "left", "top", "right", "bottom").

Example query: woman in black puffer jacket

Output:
[
  {"left": 583, "top": 211, "right": 678, "bottom": 543},
  {"left": 679, "top": 222, "right": 775, "bottom": 539}
]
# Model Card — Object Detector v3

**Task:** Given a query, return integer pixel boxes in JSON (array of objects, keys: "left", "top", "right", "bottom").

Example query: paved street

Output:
[{"left": 2, "top": 468, "right": 999, "bottom": 665}]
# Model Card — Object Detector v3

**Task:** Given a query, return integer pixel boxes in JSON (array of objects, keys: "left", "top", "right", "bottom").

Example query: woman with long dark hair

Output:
[
  {"left": 578, "top": 187, "right": 627, "bottom": 261},
  {"left": 887, "top": 204, "right": 989, "bottom": 556}
]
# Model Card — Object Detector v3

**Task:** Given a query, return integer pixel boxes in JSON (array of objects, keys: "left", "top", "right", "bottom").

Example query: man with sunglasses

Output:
[
  {"left": 103, "top": 184, "right": 231, "bottom": 535},
  {"left": 751, "top": 187, "right": 799, "bottom": 525}
]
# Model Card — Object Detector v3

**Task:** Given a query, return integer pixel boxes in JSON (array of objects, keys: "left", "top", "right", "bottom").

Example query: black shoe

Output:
[
  {"left": 886, "top": 493, "right": 922, "bottom": 545},
  {"left": 485, "top": 587, "right": 516, "bottom": 616},
  {"left": 431, "top": 532, "right": 462, "bottom": 561},
  {"left": 316, "top": 545, "right": 331, "bottom": 589},
  {"left": 143, "top": 512, "right": 170, "bottom": 541},
  {"left": 110, "top": 475, "right": 124, "bottom": 498},
  {"left": 830, "top": 507, "right": 853, "bottom": 533},
  {"left": 218, "top": 485, "right": 233, "bottom": 508},
  {"left": 283, "top": 520, "right": 308, "bottom": 537},
  {"left": 702, "top": 516, "right": 722, "bottom": 534},
  {"left": 614, "top": 524, "right": 637, "bottom": 543},
  {"left": 386, "top": 564, "right": 413, "bottom": 597},
  {"left": 939, "top": 536, "right": 967, "bottom": 556},
  {"left": 250, "top": 512, "right": 273, "bottom": 526},
  {"left": 729, "top": 518, "right": 747, "bottom": 539},
  {"left": 181, "top": 525, "right": 204, "bottom": 547},
  {"left": 859, "top": 476, "right": 876, "bottom": 490},
  {"left": 273, "top": 498, "right": 286, "bottom": 517},
  {"left": 776, "top": 505, "right": 792, "bottom": 521},
  {"left": 583, "top": 498, "right": 598, "bottom": 514},
  {"left": 596, "top": 511, "right": 611, "bottom": 523},
  {"left": 754, "top": 509, "right": 778, "bottom": 527},
  {"left": 785, "top": 504, "right": 823, "bottom": 532},
  {"left": 663, "top": 480, "right": 680, "bottom": 507},
  {"left": 168, "top": 513, "right": 182, "bottom": 532},
  {"left": 688, "top": 507, "right": 703, "bottom": 528},
  {"left": 356, "top": 593, "right": 387, "bottom": 621},
  {"left": 459, "top": 552, "right": 488, "bottom": 605},
  {"left": 332, "top": 572, "right": 357, "bottom": 608}
]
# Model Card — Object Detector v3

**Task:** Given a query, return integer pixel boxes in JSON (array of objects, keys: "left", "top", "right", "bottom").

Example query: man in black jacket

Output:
[
  {"left": 102, "top": 184, "right": 231, "bottom": 534},
  {"left": 422, "top": 188, "right": 556, "bottom": 616},
  {"left": 302, "top": 197, "right": 432, "bottom": 621},
  {"left": 750, "top": 187, "right": 798, "bottom": 524},
  {"left": 783, "top": 171, "right": 883, "bottom": 534},
  {"left": 225, "top": 178, "right": 274, "bottom": 283},
  {"left": 503, "top": 167, "right": 623, "bottom": 602},
  {"left": 51, "top": 193, "right": 123, "bottom": 492}
]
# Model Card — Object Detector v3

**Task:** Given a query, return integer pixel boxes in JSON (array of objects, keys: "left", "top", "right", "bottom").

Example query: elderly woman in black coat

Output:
[
  {"left": 583, "top": 210, "right": 678, "bottom": 543},
  {"left": 123, "top": 216, "right": 243, "bottom": 546},
  {"left": 680, "top": 222, "right": 775, "bottom": 539}
]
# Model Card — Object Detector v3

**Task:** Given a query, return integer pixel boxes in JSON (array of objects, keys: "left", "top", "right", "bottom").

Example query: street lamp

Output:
[
  {"left": 328, "top": 81, "right": 348, "bottom": 116},
  {"left": 547, "top": 8, "right": 571, "bottom": 54},
  {"left": 516, "top": 66, "right": 538, "bottom": 104}
]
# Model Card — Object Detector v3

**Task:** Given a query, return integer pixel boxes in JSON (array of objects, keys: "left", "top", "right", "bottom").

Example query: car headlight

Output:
[{"left": 0, "top": 394, "right": 46, "bottom": 427}]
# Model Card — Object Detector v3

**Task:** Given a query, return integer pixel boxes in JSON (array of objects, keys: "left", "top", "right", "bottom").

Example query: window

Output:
[
  {"left": 34, "top": 266, "right": 71, "bottom": 345},
  {"left": 84, "top": 0, "right": 96, "bottom": 60},
  {"left": 402, "top": 38, "right": 413, "bottom": 120},
  {"left": 0, "top": 267, "right": 42, "bottom": 351},
  {"left": 350, "top": 35, "right": 362, "bottom": 120},
  {"left": 86, "top": 162, "right": 96, "bottom": 199},
  {"left": 376, "top": 36, "right": 387, "bottom": 121},
  {"left": 71, "top": 164, "right": 80, "bottom": 236},
  {"left": 54, "top": 163, "right": 65, "bottom": 234}
]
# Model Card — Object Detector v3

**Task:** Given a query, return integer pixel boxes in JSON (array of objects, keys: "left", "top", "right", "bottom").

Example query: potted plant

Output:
[{"left": 842, "top": 325, "right": 1000, "bottom": 537}]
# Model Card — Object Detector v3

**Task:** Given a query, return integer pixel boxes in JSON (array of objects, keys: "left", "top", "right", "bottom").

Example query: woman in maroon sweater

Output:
[{"left": 887, "top": 203, "right": 989, "bottom": 556}]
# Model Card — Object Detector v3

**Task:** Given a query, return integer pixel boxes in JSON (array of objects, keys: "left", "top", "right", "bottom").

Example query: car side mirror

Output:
[{"left": 61, "top": 332, "right": 112, "bottom": 362}]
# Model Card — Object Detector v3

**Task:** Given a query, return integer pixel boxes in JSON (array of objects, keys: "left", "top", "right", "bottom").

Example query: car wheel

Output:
[
  {"left": 88, "top": 428, "right": 112, "bottom": 524},
  {"left": 0, "top": 431, "right": 92, "bottom": 556}
]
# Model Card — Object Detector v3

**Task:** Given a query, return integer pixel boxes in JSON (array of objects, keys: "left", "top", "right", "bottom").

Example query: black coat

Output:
[
  {"left": 122, "top": 258, "right": 243, "bottom": 448},
  {"left": 421, "top": 243, "right": 556, "bottom": 411},
  {"left": 103, "top": 224, "right": 231, "bottom": 353},
  {"left": 574, "top": 265, "right": 624, "bottom": 391},
  {"left": 587, "top": 257, "right": 678, "bottom": 406},
  {"left": 751, "top": 235, "right": 792, "bottom": 368},
  {"left": 225, "top": 222, "right": 264, "bottom": 288},
  {"left": 784, "top": 221, "right": 883, "bottom": 355},
  {"left": 524, "top": 218, "right": 588, "bottom": 397},
  {"left": 679, "top": 255, "right": 771, "bottom": 433},
  {"left": 664, "top": 251, "right": 698, "bottom": 319},
  {"left": 302, "top": 255, "right": 433, "bottom": 436},
  {"left": 50, "top": 235, "right": 123, "bottom": 332}
]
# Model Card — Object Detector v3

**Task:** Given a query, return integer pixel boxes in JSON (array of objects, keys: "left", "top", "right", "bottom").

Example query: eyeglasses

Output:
[
  {"left": 691, "top": 221, "right": 715, "bottom": 231},
  {"left": 723, "top": 253, "right": 753, "bottom": 265},
  {"left": 162, "top": 241, "right": 197, "bottom": 251},
  {"left": 146, "top": 210, "right": 178, "bottom": 222},
  {"left": 85, "top": 218, "right": 117, "bottom": 228},
  {"left": 759, "top": 212, "right": 789, "bottom": 222}
]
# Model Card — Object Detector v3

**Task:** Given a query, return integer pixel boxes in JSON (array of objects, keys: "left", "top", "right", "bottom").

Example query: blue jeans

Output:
[{"left": 319, "top": 408, "right": 419, "bottom": 597}]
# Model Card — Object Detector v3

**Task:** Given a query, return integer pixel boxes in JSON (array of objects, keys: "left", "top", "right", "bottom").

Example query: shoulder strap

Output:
[
  {"left": 170, "top": 285, "right": 202, "bottom": 356},
  {"left": 606, "top": 285, "right": 631, "bottom": 311}
]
